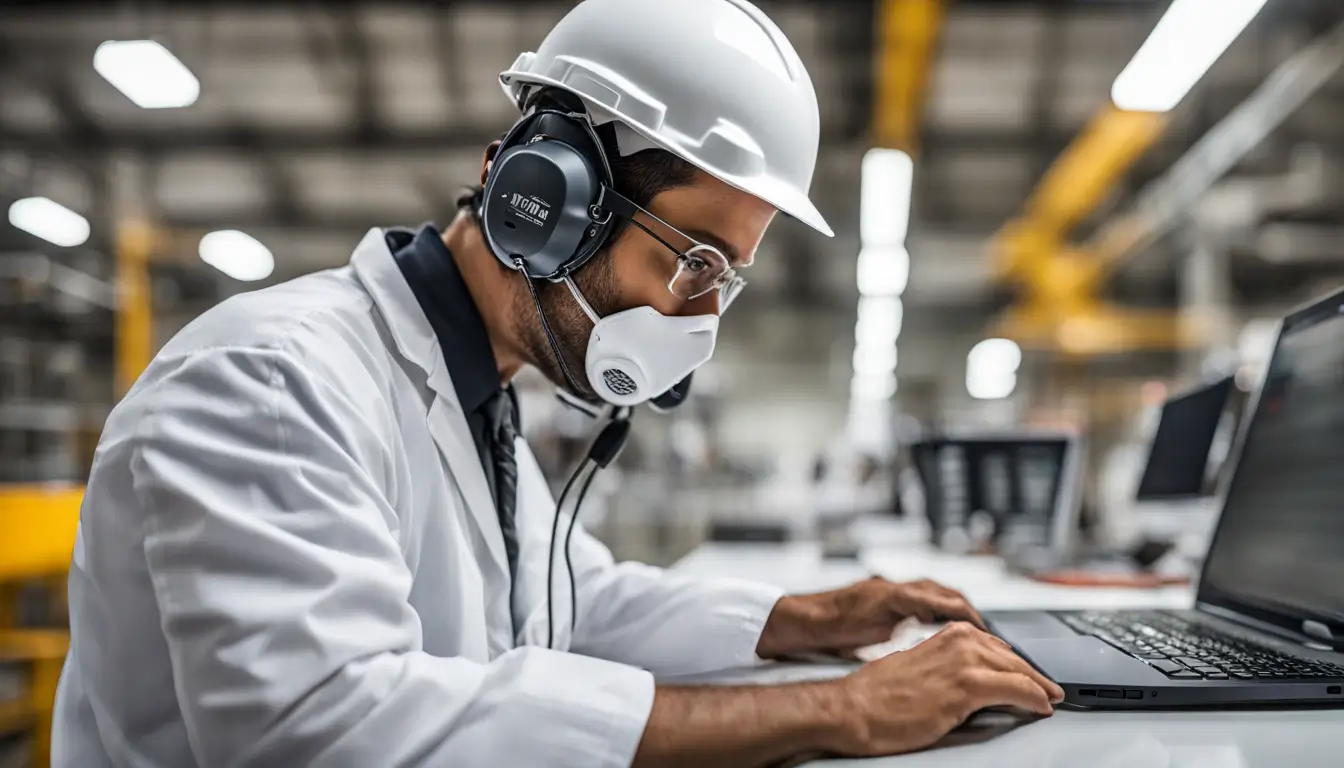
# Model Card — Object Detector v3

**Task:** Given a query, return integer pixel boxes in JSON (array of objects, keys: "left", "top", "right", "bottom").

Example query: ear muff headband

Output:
[{"left": 481, "top": 107, "right": 617, "bottom": 281}]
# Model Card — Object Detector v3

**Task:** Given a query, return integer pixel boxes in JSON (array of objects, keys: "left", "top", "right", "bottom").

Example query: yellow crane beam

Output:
[
  {"left": 995, "top": 301, "right": 1207, "bottom": 356},
  {"left": 873, "top": 0, "right": 946, "bottom": 153},
  {"left": 990, "top": 244, "right": 1201, "bottom": 355},
  {"left": 991, "top": 103, "right": 1182, "bottom": 356},
  {"left": 998, "top": 106, "right": 1167, "bottom": 277},
  {"left": 994, "top": 18, "right": 1344, "bottom": 358}
]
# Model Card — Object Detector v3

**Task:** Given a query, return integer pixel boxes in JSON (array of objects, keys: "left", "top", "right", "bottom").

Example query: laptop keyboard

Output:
[{"left": 1057, "top": 611, "right": 1344, "bottom": 681}]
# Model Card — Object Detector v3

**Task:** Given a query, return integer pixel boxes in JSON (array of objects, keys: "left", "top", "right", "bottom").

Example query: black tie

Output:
[{"left": 484, "top": 388, "right": 521, "bottom": 606}]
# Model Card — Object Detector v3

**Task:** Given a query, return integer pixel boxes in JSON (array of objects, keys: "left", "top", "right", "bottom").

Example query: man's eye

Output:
[{"left": 683, "top": 254, "right": 710, "bottom": 272}]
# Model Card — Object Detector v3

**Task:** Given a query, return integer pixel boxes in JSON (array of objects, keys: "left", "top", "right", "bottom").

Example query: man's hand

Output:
[
  {"left": 832, "top": 622, "right": 1065, "bottom": 757},
  {"left": 757, "top": 576, "right": 985, "bottom": 659},
  {"left": 634, "top": 622, "right": 1064, "bottom": 768}
]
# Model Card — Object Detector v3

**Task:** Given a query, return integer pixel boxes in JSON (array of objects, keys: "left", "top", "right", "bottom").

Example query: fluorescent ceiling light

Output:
[
  {"left": 857, "top": 244, "right": 910, "bottom": 297},
  {"left": 94, "top": 40, "right": 200, "bottom": 109},
  {"left": 8, "top": 197, "right": 90, "bottom": 247},
  {"left": 967, "top": 338, "right": 1022, "bottom": 374},
  {"left": 855, "top": 296, "right": 904, "bottom": 347},
  {"left": 1111, "top": 0, "right": 1269, "bottom": 113},
  {"left": 967, "top": 370, "right": 1017, "bottom": 401},
  {"left": 853, "top": 340, "right": 898, "bottom": 377},
  {"left": 199, "top": 230, "right": 275, "bottom": 282},
  {"left": 851, "top": 370, "right": 897, "bottom": 402},
  {"left": 860, "top": 149, "right": 914, "bottom": 246},
  {"left": 966, "top": 338, "right": 1022, "bottom": 400}
]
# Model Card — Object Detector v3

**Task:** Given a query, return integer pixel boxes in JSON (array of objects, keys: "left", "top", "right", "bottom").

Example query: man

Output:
[{"left": 54, "top": 1, "right": 1062, "bottom": 766}]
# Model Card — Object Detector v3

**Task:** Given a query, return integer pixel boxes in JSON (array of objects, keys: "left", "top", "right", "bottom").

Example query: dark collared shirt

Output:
[{"left": 386, "top": 225, "right": 516, "bottom": 512}]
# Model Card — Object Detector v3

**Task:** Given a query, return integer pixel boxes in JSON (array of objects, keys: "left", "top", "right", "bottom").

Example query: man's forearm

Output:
[{"left": 631, "top": 680, "right": 855, "bottom": 768}]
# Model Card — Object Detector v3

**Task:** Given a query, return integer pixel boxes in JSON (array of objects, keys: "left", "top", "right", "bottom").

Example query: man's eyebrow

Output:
[{"left": 684, "top": 228, "right": 750, "bottom": 268}]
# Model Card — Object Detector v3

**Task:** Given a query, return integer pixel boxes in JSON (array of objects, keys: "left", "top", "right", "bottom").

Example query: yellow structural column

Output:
[
  {"left": 874, "top": 0, "right": 945, "bottom": 152},
  {"left": 115, "top": 219, "right": 157, "bottom": 397},
  {"left": 0, "top": 487, "right": 83, "bottom": 582}
]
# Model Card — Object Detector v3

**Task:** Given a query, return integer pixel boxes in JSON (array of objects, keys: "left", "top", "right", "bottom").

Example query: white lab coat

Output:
[{"left": 53, "top": 229, "right": 783, "bottom": 768}]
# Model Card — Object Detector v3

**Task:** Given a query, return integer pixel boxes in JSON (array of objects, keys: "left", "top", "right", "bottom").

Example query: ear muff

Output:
[
  {"left": 481, "top": 108, "right": 616, "bottom": 280},
  {"left": 649, "top": 373, "right": 694, "bottom": 413}
]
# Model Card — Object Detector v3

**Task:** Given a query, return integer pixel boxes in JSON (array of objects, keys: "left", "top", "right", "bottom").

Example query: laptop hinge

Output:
[
  {"left": 1198, "top": 605, "right": 1311, "bottom": 645},
  {"left": 1195, "top": 602, "right": 1331, "bottom": 650},
  {"left": 1303, "top": 620, "right": 1335, "bottom": 643}
]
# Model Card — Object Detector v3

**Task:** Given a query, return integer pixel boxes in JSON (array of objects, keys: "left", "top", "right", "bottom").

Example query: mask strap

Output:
[
  {"left": 513, "top": 257, "right": 587, "bottom": 397},
  {"left": 561, "top": 276, "right": 601, "bottom": 324}
]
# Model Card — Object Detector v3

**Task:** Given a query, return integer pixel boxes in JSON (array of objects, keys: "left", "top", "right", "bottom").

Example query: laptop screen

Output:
[
  {"left": 1134, "top": 377, "right": 1234, "bottom": 501},
  {"left": 1201, "top": 307, "right": 1344, "bottom": 623}
]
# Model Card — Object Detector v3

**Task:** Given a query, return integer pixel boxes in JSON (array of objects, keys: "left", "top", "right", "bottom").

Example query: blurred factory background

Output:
[{"left": 4, "top": 0, "right": 1344, "bottom": 762}]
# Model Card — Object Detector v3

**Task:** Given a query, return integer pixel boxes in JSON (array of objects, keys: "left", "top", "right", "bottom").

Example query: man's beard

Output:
[{"left": 512, "top": 251, "right": 622, "bottom": 400}]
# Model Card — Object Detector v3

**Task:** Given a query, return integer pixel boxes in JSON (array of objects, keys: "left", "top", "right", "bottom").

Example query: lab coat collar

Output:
[
  {"left": 385, "top": 225, "right": 502, "bottom": 415},
  {"left": 350, "top": 228, "right": 510, "bottom": 578}
]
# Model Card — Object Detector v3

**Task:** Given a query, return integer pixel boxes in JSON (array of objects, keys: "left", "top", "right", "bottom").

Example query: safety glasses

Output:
[{"left": 595, "top": 188, "right": 746, "bottom": 313}]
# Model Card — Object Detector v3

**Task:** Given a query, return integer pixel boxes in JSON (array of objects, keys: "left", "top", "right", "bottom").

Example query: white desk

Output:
[
  {"left": 670, "top": 531, "right": 1344, "bottom": 767},
  {"left": 862, "top": 547, "right": 1193, "bottom": 612},
  {"left": 672, "top": 539, "right": 1192, "bottom": 611}
]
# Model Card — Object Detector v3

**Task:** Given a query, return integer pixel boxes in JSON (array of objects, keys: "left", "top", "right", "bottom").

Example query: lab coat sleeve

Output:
[
  {"left": 570, "top": 550, "right": 785, "bottom": 677},
  {"left": 516, "top": 447, "right": 784, "bottom": 677},
  {"left": 132, "top": 345, "right": 654, "bottom": 768}
]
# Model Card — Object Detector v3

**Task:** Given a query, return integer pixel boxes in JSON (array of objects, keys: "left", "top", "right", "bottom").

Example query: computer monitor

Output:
[
  {"left": 911, "top": 432, "right": 1083, "bottom": 554},
  {"left": 1198, "top": 293, "right": 1344, "bottom": 640},
  {"left": 1134, "top": 376, "right": 1235, "bottom": 502}
]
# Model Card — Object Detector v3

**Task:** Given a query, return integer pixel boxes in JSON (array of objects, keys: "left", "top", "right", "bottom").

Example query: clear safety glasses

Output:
[{"left": 594, "top": 188, "right": 746, "bottom": 313}]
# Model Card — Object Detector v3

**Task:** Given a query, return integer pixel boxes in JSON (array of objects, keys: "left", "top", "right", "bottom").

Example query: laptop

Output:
[
  {"left": 1128, "top": 376, "right": 1239, "bottom": 545},
  {"left": 910, "top": 432, "right": 1083, "bottom": 557},
  {"left": 987, "top": 290, "right": 1344, "bottom": 708},
  {"left": 1135, "top": 376, "right": 1235, "bottom": 502}
]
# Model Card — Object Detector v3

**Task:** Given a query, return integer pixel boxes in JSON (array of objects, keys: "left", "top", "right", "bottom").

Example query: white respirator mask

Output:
[{"left": 563, "top": 277, "right": 718, "bottom": 407}]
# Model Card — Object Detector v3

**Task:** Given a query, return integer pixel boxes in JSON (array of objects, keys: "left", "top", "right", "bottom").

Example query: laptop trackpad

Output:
[
  {"left": 1014, "top": 636, "right": 1169, "bottom": 686},
  {"left": 986, "top": 611, "right": 1078, "bottom": 640}
]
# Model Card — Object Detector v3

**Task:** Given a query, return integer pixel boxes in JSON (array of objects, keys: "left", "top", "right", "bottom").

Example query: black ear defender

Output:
[
  {"left": 650, "top": 373, "right": 694, "bottom": 413},
  {"left": 480, "top": 91, "right": 618, "bottom": 281}
]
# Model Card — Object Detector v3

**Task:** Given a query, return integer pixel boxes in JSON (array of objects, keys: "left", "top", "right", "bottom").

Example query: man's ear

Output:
[{"left": 480, "top": 141, "right": 502, "bottom": 185}]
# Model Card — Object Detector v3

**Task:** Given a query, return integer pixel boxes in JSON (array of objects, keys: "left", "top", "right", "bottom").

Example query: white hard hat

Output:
[{"left": 499, "top": 0, "right": 833, "bottom": 238}]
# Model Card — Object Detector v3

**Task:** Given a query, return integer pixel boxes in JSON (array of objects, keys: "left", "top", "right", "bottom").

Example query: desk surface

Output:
[{"left": 670, "top": 522, "right": 1344, "bottom": 767}]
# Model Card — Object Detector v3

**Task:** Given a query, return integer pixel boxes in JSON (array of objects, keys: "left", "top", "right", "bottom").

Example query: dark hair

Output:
[{"left": 457, "top": 87, "right": 697, "bottom": 221}]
